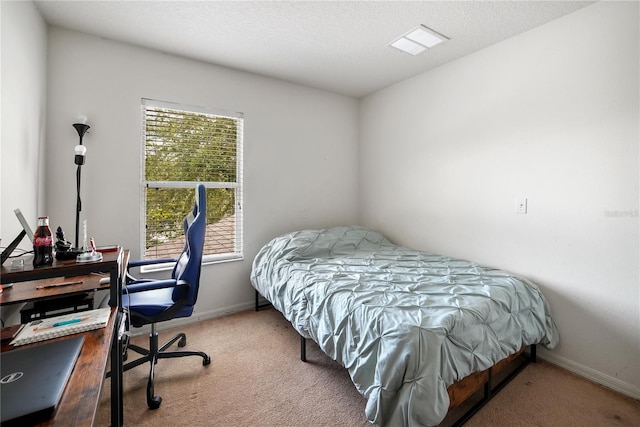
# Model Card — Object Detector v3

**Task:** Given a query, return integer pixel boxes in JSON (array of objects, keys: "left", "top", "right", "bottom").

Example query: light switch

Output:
[{"left": 515, "top": 198, "right": 527, "bottom": 214}]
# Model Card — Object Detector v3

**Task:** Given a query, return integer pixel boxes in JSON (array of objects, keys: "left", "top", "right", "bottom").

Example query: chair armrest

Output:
[
  {"left": 126, "top": 258, "right": 177, "bottom": 282},
  {"left": 128, "top": 258, "right": 177, "bottom": 269},
  {"left": 124, "top": 279, "right": 188, "bottom": 294}
]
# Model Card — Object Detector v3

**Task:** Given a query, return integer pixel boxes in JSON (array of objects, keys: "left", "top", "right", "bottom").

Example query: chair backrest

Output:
[{"left": 171, "top": 184, "right": 206, "bottom": 306}]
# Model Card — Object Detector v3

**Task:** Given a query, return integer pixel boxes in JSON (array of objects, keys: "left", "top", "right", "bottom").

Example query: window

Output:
[{"left": 141, "top": 99, "right": 243, "bottom": 266}]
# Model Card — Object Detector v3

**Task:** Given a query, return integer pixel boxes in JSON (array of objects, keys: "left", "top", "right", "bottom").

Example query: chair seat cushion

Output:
[{"left": 122, "top": 287, "right": 194, "bottom": 326}]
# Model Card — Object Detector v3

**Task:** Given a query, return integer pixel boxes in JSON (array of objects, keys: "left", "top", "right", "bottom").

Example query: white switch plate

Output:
[{"left": 515, "top": 198, "right": 528, "bottom": 214}]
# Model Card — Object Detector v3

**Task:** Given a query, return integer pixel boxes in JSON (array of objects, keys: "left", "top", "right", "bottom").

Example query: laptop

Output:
[
  {"left": 1, "top": 209, "right": 35, "bottom": 265},
  {"left": 0, "top": 335, "right": 84, "bottom": 425}
]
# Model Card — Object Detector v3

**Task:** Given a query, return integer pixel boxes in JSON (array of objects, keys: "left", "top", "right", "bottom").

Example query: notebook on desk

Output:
[
  {"left": 10, "top": 307, "right": 111, "bottom": 346},
  {"left": 0, "top": 335, "right": 84, "bottom": 425}
]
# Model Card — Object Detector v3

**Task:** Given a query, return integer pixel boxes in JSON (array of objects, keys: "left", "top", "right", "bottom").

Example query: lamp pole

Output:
[{"left": 73, "top": 122, "right": 90, "bottom": 250}]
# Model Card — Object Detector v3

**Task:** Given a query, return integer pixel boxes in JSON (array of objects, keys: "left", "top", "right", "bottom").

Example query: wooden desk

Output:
[
  {"left": 0, "top": 249, "right": 128, "bottom": 427},
  {"left": 1, "top": 310, "right": 116, "bottom": 426}
]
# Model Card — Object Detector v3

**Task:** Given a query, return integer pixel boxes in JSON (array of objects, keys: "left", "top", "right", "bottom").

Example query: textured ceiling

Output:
[{"left": 34, "top": 1, "right": 595, "bottom": 98}]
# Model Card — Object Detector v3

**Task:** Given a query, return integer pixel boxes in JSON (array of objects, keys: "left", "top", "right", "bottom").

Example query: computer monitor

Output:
[{"left": 1, "top": 209, "right": 35, "bottom": 265}]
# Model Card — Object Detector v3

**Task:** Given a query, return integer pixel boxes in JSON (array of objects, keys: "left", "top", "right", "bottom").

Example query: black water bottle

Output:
[{"left": 33, "top": 216, "right": 54, "bottom": 266}]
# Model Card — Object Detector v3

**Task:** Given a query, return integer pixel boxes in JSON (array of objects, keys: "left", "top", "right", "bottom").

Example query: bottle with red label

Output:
[{"left": 33, "top": 216, "right": 54, "bottom": 266}]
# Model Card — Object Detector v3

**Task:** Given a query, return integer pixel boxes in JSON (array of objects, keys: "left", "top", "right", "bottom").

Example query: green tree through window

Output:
[{"left": 142, "top": 99, "right": 243, "bottom": 263}]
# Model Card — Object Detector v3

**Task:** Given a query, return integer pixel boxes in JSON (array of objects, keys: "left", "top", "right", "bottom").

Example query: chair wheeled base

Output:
[{"left": 122, "top": 323, "right": 211, "bottom": 409}]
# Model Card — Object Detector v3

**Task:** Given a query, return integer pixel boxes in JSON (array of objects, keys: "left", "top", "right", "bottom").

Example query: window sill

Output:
[{"left": 140, "top": 253, "right": 243, "bottom": 274}]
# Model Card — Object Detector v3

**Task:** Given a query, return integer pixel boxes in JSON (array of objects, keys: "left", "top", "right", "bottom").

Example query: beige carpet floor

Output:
[{"left": 96, "top": 309, "right": 639, "bottom": 426}]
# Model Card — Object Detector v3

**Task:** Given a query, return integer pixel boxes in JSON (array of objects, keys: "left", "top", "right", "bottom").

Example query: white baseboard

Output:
[
  {"left": 171, "top": 301, "right": 257, "bottom": 327},
  {"left": 539, "top": 351, "right": 640, "bottom": 400},
  {"left": 126, "top": 301, "right": 255, "bottom": 336}
]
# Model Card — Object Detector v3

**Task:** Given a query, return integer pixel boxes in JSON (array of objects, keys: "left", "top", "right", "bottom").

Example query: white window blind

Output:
[{"left": 141, "top": 98, "right": 243, "bottom": 265}]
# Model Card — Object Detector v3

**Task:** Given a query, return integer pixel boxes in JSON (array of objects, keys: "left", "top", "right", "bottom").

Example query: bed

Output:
[{"left": 250, "top": 226, "right": 559, "bottom": 426}]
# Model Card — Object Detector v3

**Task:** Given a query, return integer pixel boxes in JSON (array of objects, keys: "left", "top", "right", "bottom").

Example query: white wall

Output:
[
  {"left": 0, "top": 1, "right": 47, "bottom": 252},
  {"left": 44, "top": 28, "right": 359, "bottom": 316},
  {"left": 0, "top": 1, "right": 48, "bottom": 325},
  {"left": 360, "top": 1, "right": 639, "bottom": 397}
]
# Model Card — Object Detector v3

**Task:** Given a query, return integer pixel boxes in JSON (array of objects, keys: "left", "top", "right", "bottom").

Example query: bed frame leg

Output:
[
  {"left": 255, "top": 290, "right": 272, "bottom": 311},
  {"left": 530, "top": 344, "right": 537, "bottom": 363},
  {"left": 300, "top": 336, "right": 307, "bottom": 362}
]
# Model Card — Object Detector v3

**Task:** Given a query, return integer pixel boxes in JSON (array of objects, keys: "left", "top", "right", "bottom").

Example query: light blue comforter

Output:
[{"left": 251, "top": 226, "right": 559, "bottom": 426}]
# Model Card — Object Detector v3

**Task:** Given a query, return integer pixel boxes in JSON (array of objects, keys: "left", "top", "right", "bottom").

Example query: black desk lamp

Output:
[{"left": 73, "top": 119, "right": 90, "bottom": 251}]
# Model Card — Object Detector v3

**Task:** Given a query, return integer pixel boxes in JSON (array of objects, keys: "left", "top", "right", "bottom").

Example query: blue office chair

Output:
[{"left": 121, "top": 184, "right": 210, "bottom": 409}]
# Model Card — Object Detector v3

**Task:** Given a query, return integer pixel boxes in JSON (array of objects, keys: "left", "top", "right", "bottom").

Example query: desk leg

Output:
[
  {"left": 111, "top": 312, "right": 123, "bottom": 426},
  {"left": 110, "top": 268, "right": 124, "bottom": 427}
]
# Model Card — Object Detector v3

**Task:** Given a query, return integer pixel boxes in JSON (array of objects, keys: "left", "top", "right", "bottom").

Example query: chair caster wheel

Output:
[
  {"left": 203, "top": 356, "right": 211, "bottom": 366},
  {"left": 148, "top": 396, "right": 162, "bottom": 410}
]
